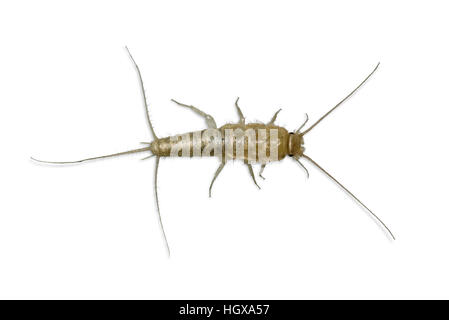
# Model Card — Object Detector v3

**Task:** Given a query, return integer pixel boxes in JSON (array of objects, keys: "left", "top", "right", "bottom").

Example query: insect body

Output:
[{"left": 32, "top": 48, "right": 395, "bottom": 256}]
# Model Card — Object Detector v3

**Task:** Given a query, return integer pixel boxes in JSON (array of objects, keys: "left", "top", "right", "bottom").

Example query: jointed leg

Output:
[
  {"left": 209, "top": 162, "right": 226, "bottom": 197},
  {"left": 235, "top": 97, "right": 245, "bottom": 124},
  {"left": 259, "top": 164, "right": 266, "bottom": 180},
  {"left": 171, "top": 99, "right": 217, "bottom": 129},
  {"left": 268, "top": 109, "right": 282, "bottom": 125},
  {"left": 247, "top": 163, "right": 261, "bottom": 189}
]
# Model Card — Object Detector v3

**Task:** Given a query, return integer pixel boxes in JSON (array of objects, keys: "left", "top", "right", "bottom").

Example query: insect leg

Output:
[
  {"left": 171, "top": 99, "right": 217, "bottom": 129},
  {"left": 259, "top": 164, "right": 266, "bottom": 180},
  {"left": 209, "top": 162, "right": 226, "bottom": 197},
  {"left": 268, "top": 109, "right": 282, "bottom": 125},
  {"left": 235, "top": 97, "right": 245, "bottom": 124},
  {"left": 247, "top": 164, "right": 261, "bottom": 189}
]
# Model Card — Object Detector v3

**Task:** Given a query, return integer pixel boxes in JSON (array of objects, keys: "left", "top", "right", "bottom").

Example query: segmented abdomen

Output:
[{"left": 150, "top": 123, "right": 289, "bottom": 163}]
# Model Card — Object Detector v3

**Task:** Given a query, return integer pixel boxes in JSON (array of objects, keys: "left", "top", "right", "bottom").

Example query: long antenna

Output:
[
  {"left": 302, "top": 154, "right": 395, "bottom": 240},
  {"left": 31, "top": 146, "right": 151, "bottom": 164},
  {"left": 301, "top": 63, "right": 380, "bottom": 136}
]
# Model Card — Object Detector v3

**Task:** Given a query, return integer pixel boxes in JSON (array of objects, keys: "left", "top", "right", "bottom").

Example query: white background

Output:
[{"left": 1, "top": 0, "right": 448, "bottom": 299}]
